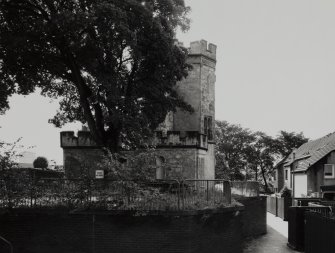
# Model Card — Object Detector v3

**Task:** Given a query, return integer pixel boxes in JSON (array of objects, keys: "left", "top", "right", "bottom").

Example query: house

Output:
[
  {"left": 273, "top": 156, "right": 288, "bottom": 192},
  {"left": 274, "top": 132, "right": 335, "bottom": 197},
  {"left": 60, "top": 40, "right": 217, "bottom": 180}
]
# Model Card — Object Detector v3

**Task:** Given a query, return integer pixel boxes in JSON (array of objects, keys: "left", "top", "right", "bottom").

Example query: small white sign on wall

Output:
[{"left": 95, "top": 170, "right": 104, "bottom": 179}]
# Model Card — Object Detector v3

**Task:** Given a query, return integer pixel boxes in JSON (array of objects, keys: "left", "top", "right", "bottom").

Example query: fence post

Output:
[
  {"left": 224, "top": 181, "right": 231, "bottom": 204},
  {"left": 30, "top": 179, "right": 33, "bottom": 208},
  {"left": 177, "top": 180, "right": 180, "bottom": 211},
  {"left": 206, "top": 181, "right": 209, "bottom": 202},
  {"left": 276, "top": 196, "right": 278, "bottom": 217}
]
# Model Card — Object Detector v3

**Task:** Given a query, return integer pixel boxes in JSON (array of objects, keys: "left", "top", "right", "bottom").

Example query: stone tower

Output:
[
  {"left": 61, "top": 40, "right": 217, "bottom": 180},
  {"left": 174, "top": 40, "right": 216, "bottom": 136},
  {"left": 156, "top": 40, "right": 217, "bottom": 179}
]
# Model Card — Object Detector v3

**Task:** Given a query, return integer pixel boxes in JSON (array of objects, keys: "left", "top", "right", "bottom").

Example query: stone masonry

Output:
[{"left": 61, "top": 40, "right": 217, "bottom": 180}]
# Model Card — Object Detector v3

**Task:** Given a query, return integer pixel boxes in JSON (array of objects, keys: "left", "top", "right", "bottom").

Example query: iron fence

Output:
[{"left": 0, "top": 178, "right": 232, "bottom": 211}]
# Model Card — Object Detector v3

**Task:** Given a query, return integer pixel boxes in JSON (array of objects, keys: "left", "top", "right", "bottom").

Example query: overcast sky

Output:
[{"left": 1, "top": 0, "right": 335, "bottom": 164}]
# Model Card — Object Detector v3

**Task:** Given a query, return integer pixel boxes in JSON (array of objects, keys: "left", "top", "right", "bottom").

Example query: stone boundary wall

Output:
[
  {"left": 0, "top": 207, "right": 244, "bottom": 253},
  {"left": 231, "top": 181, "right": 259, "bottom": 197}
]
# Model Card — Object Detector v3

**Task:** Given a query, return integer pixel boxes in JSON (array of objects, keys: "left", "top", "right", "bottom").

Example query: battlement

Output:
[
  {"left": 61, "top": 131, "right": 208, "bottom": 150},
  {"left": 61, "top": 131, "right": 98, "bottom": 148},
  {"left": 189, "top": 40, "right": 216, "bottom": 61},
  {"left": 150, "top": 131, "right": 208, "bottom": 149}
]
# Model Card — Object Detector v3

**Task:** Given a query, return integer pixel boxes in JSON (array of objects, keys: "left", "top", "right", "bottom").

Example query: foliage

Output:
[
  {"left": 33, "top": 156, "right": 49, "bottom": 169},
  {"left": 279, "top": 185, "right": 292, "bottom": 197},
  {"left": 215, "top": 121, "right": 255, "bottom": 180},
  {"left": 274, "top": 131, "right": 309, "bottom": 157},
  {"left": 0, "top": 139, "right": 31, "bottom": 209},
  {"left": 97, "top": 150, "right": 157, "bottom": 181},
  {"left": 245, "top": 132, "right": 278, "bottom": 191},
  {"left": 0, "top": 0, "right": 192, "bottom": 152},
  {"left": 215, "top": 120, "right": 309, "bottom": 191}
]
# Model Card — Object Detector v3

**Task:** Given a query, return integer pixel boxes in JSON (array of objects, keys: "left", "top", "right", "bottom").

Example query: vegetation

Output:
[
  {"left": 0, "top": 0, "right": 192, "bottom": 153},
  {"left": 0, "top": 139, "right": 31, "bottom": 209},
  {"left": 215, "top": 120, "right": 309, "bottom": 191},
  {"left": 33, "top": 156, "right": 49, "bottom": 169}
]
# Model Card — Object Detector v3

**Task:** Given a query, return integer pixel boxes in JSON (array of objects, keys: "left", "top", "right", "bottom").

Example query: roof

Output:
[
  {"left": 284, "top": 132, "right": 335, "bottom": 172},
  {"left": 274, "top": 155, "right": 289, "bottom": 169}
]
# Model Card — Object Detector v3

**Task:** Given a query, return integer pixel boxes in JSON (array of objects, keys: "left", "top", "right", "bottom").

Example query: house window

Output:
[
  {"left": 324, "top": 164, "right": 335, "bottom": 179},
  {"left": 285, "top": 169, "right": 288, "bottom": 180},
  {"left": 204, "top": 116, "right": 213, "bottom": 140},
  {"left": 274, "top": 171, "right": 277, "bottom": 181}
]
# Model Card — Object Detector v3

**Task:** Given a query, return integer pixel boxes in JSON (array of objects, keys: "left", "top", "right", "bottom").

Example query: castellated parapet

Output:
[
  {"left": 189, "top": 40, "right": 216, "bottom": 62},
  {"left": 61, "top": 131, "right": 98, "bottom": 148},
  {"left": 151, "top": 131, "right": 208, "bottom": 149},
  {"left": 61, "top": 131, "right": 208, "bottom": 150}
]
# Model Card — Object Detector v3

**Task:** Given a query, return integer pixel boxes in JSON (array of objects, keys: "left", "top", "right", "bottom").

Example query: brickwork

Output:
[
  {"left": 0, "top": 195, "right": 268, "bottom": 253},
  {"left": 0, "top": 208, "right": 244, "bottom": 253}
]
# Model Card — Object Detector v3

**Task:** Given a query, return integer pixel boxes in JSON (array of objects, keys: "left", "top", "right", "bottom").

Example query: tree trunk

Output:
[{"left": 260, "top": 166, "right": 269, "bottom": 192}]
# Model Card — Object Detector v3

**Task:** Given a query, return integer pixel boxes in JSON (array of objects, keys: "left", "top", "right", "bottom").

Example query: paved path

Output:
[{"left": 243, "top": 213, "right": 296, "bottom": 253}]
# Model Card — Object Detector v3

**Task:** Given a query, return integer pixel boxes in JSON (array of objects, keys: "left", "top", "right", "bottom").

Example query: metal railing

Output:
[{"left": 0, "top": 178, "right": 232, "bottom": 211}]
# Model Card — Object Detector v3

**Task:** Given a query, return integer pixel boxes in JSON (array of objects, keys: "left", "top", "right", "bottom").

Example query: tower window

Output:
[{"left": 204, "top": 116, "right": 213, "bottom": 140}]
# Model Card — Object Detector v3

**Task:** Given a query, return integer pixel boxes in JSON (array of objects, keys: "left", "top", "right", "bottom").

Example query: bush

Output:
[
  {"left": 33, "top": 156, "right": 48, "bottom": 169},
  {"left": 279, "top": 186, "right": 292, "bottom": 197}
]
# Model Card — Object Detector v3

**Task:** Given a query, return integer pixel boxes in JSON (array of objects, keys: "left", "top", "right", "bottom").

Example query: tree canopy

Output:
[
  {"left": 0, "top": 0, "right": 191, "bottom": 152},
  {"left": 275, "top": 130, "right": 309, "bottom": 157},
  {"left": 215, "top": 120, "right": 309, "bottom": 191}
]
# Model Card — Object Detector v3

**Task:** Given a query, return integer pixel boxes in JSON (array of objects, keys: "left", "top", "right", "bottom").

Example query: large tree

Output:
[
  {"left": 215, "top": 121, "right": 309, "bottom": 191},
  {"left": 0, "top": 0, "right": 191, "bottom": 152},
  {"left": 245, "top": 132, "right": 278, "bottom": 191},
  {"left": 215, "top": 121, "right": 255, "bottom": 180},
  {"left": 274, "top": 131, "right": 309, "bottom": 157}
]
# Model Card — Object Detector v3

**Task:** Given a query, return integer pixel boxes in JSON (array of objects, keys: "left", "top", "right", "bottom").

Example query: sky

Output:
[{"left": 1, "top": 0, "right": 335, "bottom": 164}]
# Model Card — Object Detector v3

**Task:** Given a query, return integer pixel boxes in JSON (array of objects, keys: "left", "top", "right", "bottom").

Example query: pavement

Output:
[{"left": 243, "top": 213, "right": 297, "bottom": 253}]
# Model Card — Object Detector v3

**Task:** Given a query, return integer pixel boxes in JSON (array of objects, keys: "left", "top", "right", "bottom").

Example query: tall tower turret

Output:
[{"left": 173, "top": 40, "right": 216, "bottom": 142}]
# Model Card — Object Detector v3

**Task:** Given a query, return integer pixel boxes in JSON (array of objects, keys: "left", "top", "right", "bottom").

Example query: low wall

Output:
[
  {"left": 0, "top": 207, "right": 245, "bottom": 253},
  {"left": 237, "top": 196, "right": 267, "bottom": 237},
  {"left": 231, "top": 181, "right": 259, "bottom": 197}
]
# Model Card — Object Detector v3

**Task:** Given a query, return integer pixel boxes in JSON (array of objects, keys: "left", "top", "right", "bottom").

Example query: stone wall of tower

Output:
[
  {"left": 173, "top": 40, "right": 216, "bottom": 138},
  {"left": 61, "top": 40, "right": 217, "bottom": 180}
]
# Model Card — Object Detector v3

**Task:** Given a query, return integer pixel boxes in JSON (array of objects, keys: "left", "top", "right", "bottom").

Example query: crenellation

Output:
[
  {"left": 61, "top": 131, "right": 77, "bottom": 147},
  {"left": 152, "top": 131, "right": 208, "bottom": 149},
  {"left": 189, "top": 40, "right": 216, "bottom": 61},
  {"left": 78, "top": 131, "right": 97, "bottom": 146},
  {"left": 61, "top": 131, "right": 97, "bottom": 148}
]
